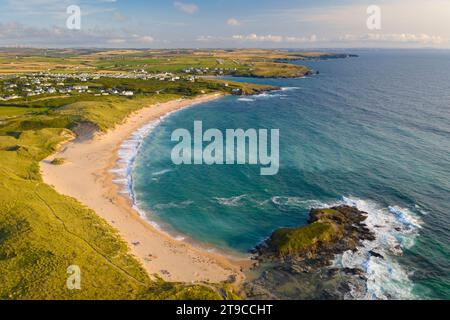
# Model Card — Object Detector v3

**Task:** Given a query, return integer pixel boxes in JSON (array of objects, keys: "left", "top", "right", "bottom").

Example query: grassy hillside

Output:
[
  {"left": 0, "top": 87, "right": 250, "bottom": 299},
  {"left": 233, "top": 62, "right": 311, "bottom": 78}
]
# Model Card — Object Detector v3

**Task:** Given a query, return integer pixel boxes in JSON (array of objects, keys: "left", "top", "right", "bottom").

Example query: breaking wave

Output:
[
  {"left": 214, "top": 194, "right": 248, "bottom": 207},
  {"left": 237, "top": 98, "right": 255, "bottom": 102},
  {"left": 253, "top": 92, "right": 287, "bottom": 99},
  {"left": 270, "top": 196, "right": 340, "bottom": 210},
  {"left": 154, "top": 200, "right": 194, "bottom": 210},
  {"left": 332, "top": 196, "right": 422, "bottom": 300},
  {"left": 254, "top": 194, "right": 423, "bottom": 299},
  {"left": 151, "top": 168, "right": 173, "bottom": 176},
  {"left": 110, "top": 105, "right": 194, "bottom": 233},
  {"left": 281, "top": 87, "right": 301, "bottom": 91}
]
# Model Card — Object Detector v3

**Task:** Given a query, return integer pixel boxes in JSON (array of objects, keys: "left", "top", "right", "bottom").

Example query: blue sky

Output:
[{"left": 0, "top": 0, "right": 449, "bottom": 48}]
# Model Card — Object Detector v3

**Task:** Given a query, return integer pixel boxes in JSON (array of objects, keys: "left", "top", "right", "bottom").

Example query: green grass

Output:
[
  {"left": 0, "top": 127, "right": 161, "bottom": 299},
  {"left": 203, "top": 78, "right": 278, "bottom": 95},
  {"left": 0, "top": 107, "right": 47, "bottom": 120},
  {"left": 233, "top": 62, "right": 310, "bottom": 78},
  {"left": 93, "top": 56, "right": 309, "bottom": 78},
  {"left": 269, "top": 222, "right": 338, "bottom": 257},
  {"left": 0, "top": 88, "right": 243, "bottom": 300},
  {"left": 94, "top": 56, "right": 244, "bottom": 73},
  {"left": 266, "top": 207, "right": 359, "bottom": 257},
  {"left": 56, "top": 95, "right": 181, "bottom": 131}
]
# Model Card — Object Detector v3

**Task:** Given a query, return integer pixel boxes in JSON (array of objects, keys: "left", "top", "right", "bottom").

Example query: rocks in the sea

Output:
[
  {"left": 254, "top": 205, "right": 375, "bottom": 270},
  {"left": 238, "top": 86, "right": 280, "bottom": 95},
  {"left": 244, "top": 205, "right": 375, "bottom": 300},
  {"left": 342, "top": 267, "right": 367, "bottom": 280},
  {"left": 369, "top": 250, "right": 384, "bottom": 259}
]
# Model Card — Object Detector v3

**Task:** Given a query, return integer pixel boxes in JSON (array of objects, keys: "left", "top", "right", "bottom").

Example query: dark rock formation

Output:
[
  {"left": 255, "top": 205, "right": 375, "bottom": 268},
  {"left": 243, "top": 205, "right": 375, "bottom": 300}
]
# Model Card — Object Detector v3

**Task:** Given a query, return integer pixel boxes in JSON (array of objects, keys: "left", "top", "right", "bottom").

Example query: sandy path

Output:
[{"left": 41, "top": 93, "right": 250, "bottom": 284}]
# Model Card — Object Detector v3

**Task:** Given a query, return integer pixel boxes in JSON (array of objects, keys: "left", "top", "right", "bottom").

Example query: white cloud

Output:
[
  {"left": 285, "top": 35, "right": 318, "bottom": 43},
  {"left": 0, "top": 22, "right": 156, "bottom": 47},
  {"left": 137, "top": 35, "right": 155, "bottom": 44},
  {"left": 340, "top": 33, "right": 447, "bottom": 45},
  {"left": 2, "top": 0, "right": 449, "bottom": 48},
  {"left": 232, "top": 33, "right": 317, "bottom": 43},
  {"left": 5, "top": 0, "right": 118, "bottom": 17},
  {"left": 174, "top": 1, "right": 198, "bottom": 14},
  {"left": 265, "top": 0, "right": 450, "bottom": 45},
  {"left": 196, "top": 35, "right": 215, "bottom": 42},
  {"left": 227, "top": 18, "right": 240, "bottom": 26},
  {"left": 233, "top": 34, "right": 282, "bottom": 42}
]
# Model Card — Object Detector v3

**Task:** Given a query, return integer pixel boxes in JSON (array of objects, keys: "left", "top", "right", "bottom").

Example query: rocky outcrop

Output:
[
  {"left": 253, "top": 205, "right": 375, "bottom": 272},
  {"left": 243, "top": 205, "right": 375, "bottom": 299}
]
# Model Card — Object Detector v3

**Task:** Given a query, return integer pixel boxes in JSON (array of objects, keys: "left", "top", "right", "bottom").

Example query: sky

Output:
[{"left": 0, "top": 0, "right": 449, "bottom": 48}]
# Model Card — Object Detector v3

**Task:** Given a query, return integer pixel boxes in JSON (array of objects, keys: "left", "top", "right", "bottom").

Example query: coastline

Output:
[{"left": 40, "top": 93, "right": 251, "bottom": 284}]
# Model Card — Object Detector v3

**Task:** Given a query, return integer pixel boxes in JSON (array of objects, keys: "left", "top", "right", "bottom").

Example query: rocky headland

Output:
[{"left": 243, "top": 205, "right": 377, "bottom": 299}]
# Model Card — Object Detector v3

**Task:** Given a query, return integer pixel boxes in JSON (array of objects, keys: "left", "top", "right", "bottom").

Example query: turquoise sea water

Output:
[{"left": 126, "top": 50, "right": 449, "bottom": 299}]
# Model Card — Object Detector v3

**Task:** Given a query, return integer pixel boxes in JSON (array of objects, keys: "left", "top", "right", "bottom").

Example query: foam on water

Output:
[
  {"left": 237, "top": 98, "right": 255, "bottom": 102},
  {"left": 151, "top": 168, "right": 173, "bottom": 176},
  {"left": 270, "top": 196, "right": 340, "bottom": 210},
  {"left": 214, "top": 194, "right": 247, "bottom": 207},
  {"left": 132, "top": 203, "right": 162, "bottom": 230},
  {"left": 112, "top": 105, "right": 190, "bottom": 223},
  {"left": 331, "top": 196, "right": 423, "bottom": 300},
  {"left": 281, "top": 87, "right": 301, "bottom": 91},
  {"left": 238, "top": 89, "right": 295, "bottom": 102},
  {"left": 253, "top": 92, "right": 287, "bottom": 99},
  {"left": 414, "top": 204, "right": 429, "bottom": 216},
  {"left": 154, "top": 200, "right": 194, "bottom": 210},
  {"left": 114, "top": 120, "right": 162, "bottom": 203},
  {"left": 211, "top": 192, "right": 424, "bottom": 299}
]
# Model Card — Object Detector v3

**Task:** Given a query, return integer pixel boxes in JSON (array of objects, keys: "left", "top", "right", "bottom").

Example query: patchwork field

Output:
[{"left": 0, "top": 48, "right": 345, "bottom": 76}]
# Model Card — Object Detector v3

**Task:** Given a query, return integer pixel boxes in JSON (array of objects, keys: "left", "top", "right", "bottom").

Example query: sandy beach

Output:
[{"left": 40, "top": 93, "right": 249, "bottom": 284}]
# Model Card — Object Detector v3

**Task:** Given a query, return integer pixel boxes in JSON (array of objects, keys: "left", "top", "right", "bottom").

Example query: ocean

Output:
[{"left": 119, "top": 50, "right": 450, "bottom": 299}]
